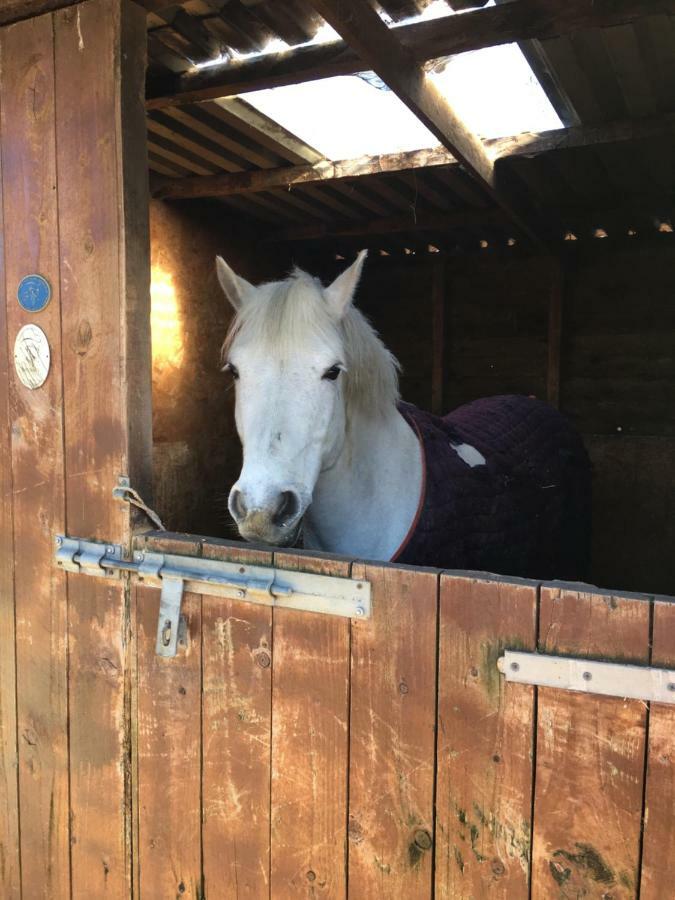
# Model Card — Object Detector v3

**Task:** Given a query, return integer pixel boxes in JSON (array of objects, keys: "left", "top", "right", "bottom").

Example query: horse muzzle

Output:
[{"left": 229, "top": 486, "right": 305, "bottom": 547}]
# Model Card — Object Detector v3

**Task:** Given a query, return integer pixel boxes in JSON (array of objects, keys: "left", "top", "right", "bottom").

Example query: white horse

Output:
[{"left": 216, "top": 252, "right": 591, "bottom": 578}]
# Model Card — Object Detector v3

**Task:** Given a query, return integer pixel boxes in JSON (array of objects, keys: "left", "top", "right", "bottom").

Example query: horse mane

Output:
[{"left": 221, "top": 266, "right": 400, "bottom": 418}]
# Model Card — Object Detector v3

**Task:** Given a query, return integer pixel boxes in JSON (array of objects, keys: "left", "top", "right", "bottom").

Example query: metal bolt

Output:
[
  {"left": 355, "top": 606, "right": 365, "bottom": 617},
  {"left": 510, "top": 662, "right": 520, "bottom": 672},
  {"left": 413, "top": 829, "right": 432, "bottom": 851},
  {"left": 583, "top": 671, "right": 592, "bottom": 681}
]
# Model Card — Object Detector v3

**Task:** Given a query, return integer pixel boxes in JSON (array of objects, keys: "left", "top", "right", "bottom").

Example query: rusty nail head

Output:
[
  {"left": 413, "top": 829, "right": 432, "bottom": 851},
  {"left": 257, "top": 651, "right": 271, "bottom": 669},
  {"left": 491, "top": 858, "right": 506, "bottom": 876},
  {"left": 399, "top": 682, "right": 409, "bottom": 695},
  {"left": 306, "top": 871, "right": 316, "bottom": 883}
]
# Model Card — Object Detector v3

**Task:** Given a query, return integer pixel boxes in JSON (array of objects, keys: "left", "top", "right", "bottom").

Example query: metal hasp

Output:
[
  {"left": 499, "top": 650, "right": 675, "bottom": 705},
  {"left": 54, "top": 536, "right": 372, "bottom": 659}
]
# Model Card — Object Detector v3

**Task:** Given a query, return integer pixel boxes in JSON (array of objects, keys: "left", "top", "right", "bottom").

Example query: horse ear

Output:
[
  {"left": 216, "top": 256, "right": 254, "bottom": 310},
  {"left": 324, "top": 249, "right": 367, "bottom": 318}
]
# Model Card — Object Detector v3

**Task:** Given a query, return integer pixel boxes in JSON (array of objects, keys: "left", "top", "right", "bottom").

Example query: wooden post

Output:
[
  {"left": 431, "top": 255, "right": 446, "bottom": 415},
  {"left": 547, "top": 258, "right": 564, "bottom": 408},
  {"left": 0, "top": 1, "right": 151, "bottom": 896}
]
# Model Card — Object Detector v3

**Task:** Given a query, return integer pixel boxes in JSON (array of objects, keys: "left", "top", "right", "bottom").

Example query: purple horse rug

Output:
[{"left": 392, "top": 395, "right": 591, "bottom": 581}]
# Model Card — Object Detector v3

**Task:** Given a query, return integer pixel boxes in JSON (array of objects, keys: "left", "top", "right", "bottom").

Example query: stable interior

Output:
[{"left": 144, "top": 0, "right": 675, "bottom": 595}]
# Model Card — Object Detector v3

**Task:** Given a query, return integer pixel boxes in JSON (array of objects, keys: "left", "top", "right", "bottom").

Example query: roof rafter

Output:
[
  {"left": 146, "top": 0, "right": 675, "bottom": 110},
  {"left": 151, "top": 112, "right": 675, "bottom": 201}
]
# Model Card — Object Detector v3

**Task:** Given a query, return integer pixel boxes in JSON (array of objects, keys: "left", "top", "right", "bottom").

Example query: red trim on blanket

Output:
[{"left": 390, "top": 410, "right": 427, "bottom": 562}]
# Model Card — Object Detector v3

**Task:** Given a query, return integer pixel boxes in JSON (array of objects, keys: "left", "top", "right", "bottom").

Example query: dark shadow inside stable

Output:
[{"left": 148, "top": 196, "right": 675, "bottom": 596}]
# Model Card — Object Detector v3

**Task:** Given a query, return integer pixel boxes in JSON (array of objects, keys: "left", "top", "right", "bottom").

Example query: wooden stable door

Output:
[
  {"left": 0, "top": 1, "right": 151, "bottom": 897},
  {"left": 131, "top": 532, "right": 675, "bottom": 900}
]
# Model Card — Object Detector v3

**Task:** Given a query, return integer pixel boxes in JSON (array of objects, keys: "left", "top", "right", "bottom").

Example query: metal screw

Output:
[
  {"left": 106, "top": 546, "right": 115, "bottom": 556},
  {"left": 236, "top": 590, "right": 245, "bottom": 599},
  {"left": 668, "top": 683, "right": 675, "bottom": 692},
  {"left": 510, "top": 662, "right": 520, "bottom": 672},
  {"left": 239, "top": 567, "right": 246, "bottom": 574},
  {"left": 134, "top": 551, "right": 143, "bottom": 561},
  {"left": 55, "top": 536, "right": 62, "bottom": 546},
  {"left": 355, "top": 606, "right": 365, "bottom": 617},
  {"left": 583, "top": 671, "right": 592, "bottom": 681},
  {"left": 356, "top": 583, "right": 363, "bottom": 590}
]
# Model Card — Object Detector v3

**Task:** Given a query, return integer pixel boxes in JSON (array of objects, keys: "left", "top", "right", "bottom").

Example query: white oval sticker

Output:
[{"left": 14, "top": 324, "right": 51, "bottom": 390}]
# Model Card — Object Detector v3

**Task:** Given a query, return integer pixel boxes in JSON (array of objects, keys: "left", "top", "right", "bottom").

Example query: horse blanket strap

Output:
[{"left": 392, "top": 395, "right": 591, "bottom": 581}]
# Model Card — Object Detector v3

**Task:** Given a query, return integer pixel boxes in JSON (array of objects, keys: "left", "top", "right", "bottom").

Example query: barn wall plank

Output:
[
  {"left": 532, "top": 586, "right": 650, "bottom": 899},
  {"left": 347, "top": 563, "right": 438, "bottom": 899},
  {"left": 0, "top": 84, "right": 20, "bottom": 900},
  {"left": 639, "top": 599, "right": 675, "bottom": 899},
  {"left": 435, "top": 574, "right": 537, "bottom": 899},
  {"left": 201, "top": 539, "right": 273, "bottom": 898},
  {"left": 53, "top": 1, "right": 150, "bottom": 895},
  {"left": 270, "top": 550, "right": 351, "bottom": 898},
  {"left": 137, "top": 535, "right": 203, "bottom": 898},
  {"left": 0, "top": 13, "right": 71, "bottom": 898}
]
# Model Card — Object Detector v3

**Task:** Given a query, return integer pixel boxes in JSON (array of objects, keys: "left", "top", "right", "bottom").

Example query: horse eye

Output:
[
  {"left": 224, "top": 362, "right": 239, "bottom": 379},
  {"left": 322, "top": 364, "right": 342, "bottom": 381}
]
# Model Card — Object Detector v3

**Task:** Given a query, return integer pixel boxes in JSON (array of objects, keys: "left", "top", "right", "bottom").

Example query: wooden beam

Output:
[
  {"left": 146, "top": 0, "right": 675, "bottom": 109},
  {"left": 0, "top": 0, "right": 81, "bottom": 25},
  {"left": 151, "top": 111, "right": 675, "bottom": 201},
  {"left": 547, "top": 259, "right": 564, "bottom": 408},
  {"left": 431, "top": 256, "right": 446, "bottom": 415},
  {"left": 263, "top": 209, "right": 506, "bottom": 242}
]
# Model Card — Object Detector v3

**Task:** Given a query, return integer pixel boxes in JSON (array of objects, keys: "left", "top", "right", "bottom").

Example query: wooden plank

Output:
[
  {"left": 639, "top": 599, "right": 675, "bottom": 899},
  {"left": 547, "top": 258, "right": 564, "bottom": 408},
  {"left": 348, "top": 562, "right": 438, "bottom": 899},
  {"left": 53, "top": 3, "right": 151, "bottom": 896},
  {"left": 431, "top": 255, "right": 446, "bottom": 415},
  {"left": 201, "top": 540, "right": 274, "bottom": 899},
  {"left": 270, "top": 550, "right": 351, "bottom": 898},
  {"left": 532, "top": 585, "right": 650, "bottom": 899},
  {"left": 147, "top": 0, "right": 675, "bottom": 108},
  {"left": 152, "top": 111, "right": 675, "bottom": 207},
  {"left": 435, "top": 575, "right": 537, "bottom": 899},
  {"left": 0, "top": 14, "right": 70, "bottom": 898},
  {"left": 137, "top": 534, "right": 203, "bottom": 898},
  {"left": 0, "top": 86, "right": 20, "bottom": 900}
]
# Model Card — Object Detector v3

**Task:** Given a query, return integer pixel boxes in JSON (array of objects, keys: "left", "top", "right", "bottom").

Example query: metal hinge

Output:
[
  {"left": 499, "top": 650, "right": 675, "bottom": 705},
  {"left": 54, "top": 536, "right": 371, "bottom": 659}
]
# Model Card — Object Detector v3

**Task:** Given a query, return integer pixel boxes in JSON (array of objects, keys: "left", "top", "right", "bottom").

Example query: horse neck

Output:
[{"left": 304, "top": 403, "right": 423, "bottom": 560}]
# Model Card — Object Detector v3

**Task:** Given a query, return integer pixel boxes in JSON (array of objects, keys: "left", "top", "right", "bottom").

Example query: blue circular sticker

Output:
[{"left": 17, "top": 275, "right": 51, "bottom": 313}]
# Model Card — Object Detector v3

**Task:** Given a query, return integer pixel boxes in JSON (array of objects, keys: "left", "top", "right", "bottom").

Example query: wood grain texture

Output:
[
  {"left": 53, "top": 3, "right": 149, "bottom": 895},
  {"left": 0, "top": 88, "right": 20, "bottom": 900},
  {"left": 435, "top": 575, "right": 537, "bottom": 899},
  {"left": 136, "top": 535, "right": 202, "bottom": 898},
  {"left": 201, "top": 540, "right": 273, "bottom": 898},
  {"left": 270, "top": 551, "right": 351, "bottom": 898},
  {"left": 348, "top": 563, "right": 438, "bottom": 899},
  {"left": 639, "top": 599, "right": 675, "bottom": 899},
  {"left": 0, "top": 14, "right": 71, "bottom": 898},
  {"left": 532, "top": 585, "right": 650, "bottom": 899}
]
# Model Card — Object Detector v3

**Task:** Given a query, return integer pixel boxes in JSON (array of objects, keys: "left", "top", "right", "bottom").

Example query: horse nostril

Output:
[
  {"left": 273, "top": 491, "right": 299, "bottom": 527},
  {"left": 230, "top": 489, "right": 247, "bottom": 522}
]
